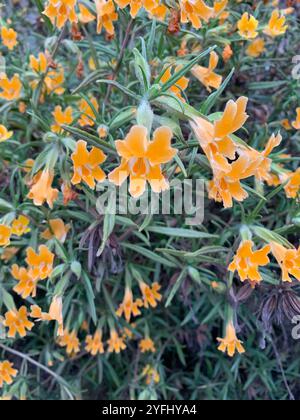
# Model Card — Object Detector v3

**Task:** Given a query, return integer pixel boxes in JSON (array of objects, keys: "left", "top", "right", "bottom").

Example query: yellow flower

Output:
[
  {"left": 271, "top": 242, "right": 300, "bottom": 282},
  {"left": 71, "top": 140, "right": 107, "bottom": 189},
  {"left": 264, "top": 9, "right": 288, "bottom": 37},
  {"left": 228, "top": 240, "right": 271, "bottom": 285},
  {"left": 85, "top": 330, "right": 105, "bottom": 356},
  {"left": 78, "top": 4, "right": 96, "bottom": 23},
  {"left": 51, "top": 106, "right": 73, "bottom": 134},
  {"left": 237, "top": 13, "right": 259, "bottom": 39},
  {"left": 3, "top": 306, "right": 34, "bottom": 338},
  {"left": 180, "top": 0, "right": 213, "bottom": 29},
  {"left": 116, "top": 287, "right": 143, "bottom": 322},
  {"left": 192, "top": 51, "right": 222, "bottom": 92},
  {"left": 58, "top": 330, "right": 80, "bottom": 356},
  {"left": 0, "top": 125, "right": 13, "bottom": 143},
  {"left": 160, "top": 65, "right": 189, "bottom": 101},
  {"left": 109, "top": 125, "right": 177, "bottom": 198},
  {"left": 1, "top": 27, "right": 18, "bottom": 50},
  {"left": 217, "top": 320, "right": 245, "bottom": 357},
  {"left": 139, "top": 281, "right": 162, "bottom": 308},
  {"left": 25, "top": 245, "right": 55, "bottom": 280},
  {"left": 142, "top": 365, "right": 160, "bottom": 384},
  {"left": 43, "top": 0, "right": 78, "bottom": 29},
  {"left": 246, "top": 38, "right": 265, "bottom": 58},
  {"left": 95, "top": 0, "right": 118, "bottom": 35},
  {"left": 41, "top": 219, "right": 70, "bottom": 243},
  {"left": 139, "top": 337, "right": 156, "bottom": 353},
  {"left": 11, "top": 215, "right": 31, "bottom": 237},
  {"left": 292, "top": 108, "right": 300, "bottom": 130},
  {"left": 0, "top": 361, "right": 18, "bottom": 388},
  {"left": 0, "top": 225, "right": 11, "bottom": 247},
  {"left": 27, "top": 170, "right": 59, "bottom": 208},
  {"left": 29, "top": 52, "right": 48, "bottom": 74},
  {"left": 12, "top": 265, "right": 39, "bottom": 298},
  {"left": 78, "top": 97, "right": 99, "bottom": 127},
  {"left": 0, "top": 74, "right": 22, "bottom": 101},
  {"left": 107, "top": 329, "right": 127, "bottom": 353},
  {"left": 116, "top": 0, "right": 167, "bottom": 20},
  {"left": 282, "top": 169, "right": 300, "bottom": 199}
]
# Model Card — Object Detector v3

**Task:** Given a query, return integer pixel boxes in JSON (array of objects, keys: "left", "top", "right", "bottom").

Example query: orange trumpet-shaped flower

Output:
[
  {"left": 116, "top": 287, "right": 143, "bottom": 322},
  {"left": 217, "top": 321, "right": 245, "bottom": 357},
  {"left": 85, "top": 330, "right": 105, "bottom": 356},
  {"left": 213, "top": 0, "right": 228, "bottom": 16},
  {"left": 107, "top": 329, "right": 127, "bottom": 353},
  {"left": 222, "top": 44, "right": 233, "bottom": 62},
  {"left": 139, "top": 337, "right": 156, "bottom": 353},
  {"left": 228, "top": 240, "right": 271, "bottom": 284},
  {"left": 29, "top": 53, "right": 48, "bottom": 74},
  {"left": 282, "top": 169, "right": 300, "bottom": 199},
  {"left": 71, "top": 140, "right": 106, "bottom": 189},
  {"left": 0, "top": 225, "right": 11, "bottom": 247},
  {"left": 49, "top": 295, "right": 64, "bottom": 336},
  {"left": 139, "top": 281, "right": 162, "bottom": 308},
  {"left": 109, "top": 125, "right": 177, "bottom": 198},
  {"left": 41, "top": 218, "right": 70, "bottom": 243},
  {"left": 30, "top": 305, "right": 52, "bottom": 321},
  {"left": 1, "top": 27, "right": 18, "bottom": 50},
  {"left": 246, "top": 38, "right": 265, "bottom": 58},
  {"left": 292, "top": 108, "right": 300, "bottom": 130},
  {"left": 58, "top": 330, "right": 80, "bottom": 356},
  {"left": 237, "top": 13, "right": 259, "bottom": 39},
  {"left": 51, "top": 106, "right": 73, "bottom": 134},
  {"left": 0, "top": 361, "right": 18, "bottom": 388},
  {"left": 78, "top": 97, "right": 99, "bottom": 127},
  {"left": 116, "top": 0, "right": 166, "bottom": 19},
  {"left": 160, "top": 65, "right": 189, "bottom": 101},
  {"left": 11, "top": 215, "right": 31, "bottom": 237},
  {"left": 0, "top": 74, "right": 22, "bottom": 101},
  {"left": 95, "top": 0, "right": 118, "bottom": 35},
  {"left": 3, "top": 306, "right": 34, "bottom": 338},
  {"left": 27, "top": 170, "right": 59, "bottom": 208},
  {"left": 192, "top": 51, "right": 222, "bottom": 92},
  {"left": 264, "top": 9, "right": 288, "bottom": 37},
  {"left": 78, "top": 4, "right": 96, "bottom": 23},
  {"left": 180, "top": 0, "right": 213, "bottom": 29},
  {"left": 26, "top": 245, "right": 55, "bottom": 280},
  {"left": 0, "top": 125, "right": 13, "bottom": 143},
  {"left": 271, "top": 242, "right": 300, "bottom": 283},
  {"left": 12, "top": 265, "right": 39, "bottom": 298},
  {"left": 43, "top": 0, "right": 78, "bottom": 29}
]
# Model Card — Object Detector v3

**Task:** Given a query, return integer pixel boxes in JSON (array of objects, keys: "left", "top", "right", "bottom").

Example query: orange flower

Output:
[
  {"left": 95, "top": 0, "right": 118, "bottom": 35},
  {"left": 107, "top": 329, "right": 127, "bottom": 353},
  {"left": 61, "top": 182, "right": 77, "bottom": 205},
  {"left": 109, "top": 125, "right": 177, "bottom": 198},
  {"left": 142, "top": 365, "right": 160, "bottom": 384},
  {"left": 237, "top": 13, "right": 259, "bottom": 39},
  {"left": 246, "top": 38, "right": 265, "bottom": 58},
  {"left": 281, "top": 119, "right": 292, "bottom": 131},
  {"left": 283, "top": 169, "right": 300, "bottom": 199},
  {"left": 139, "top": 281, "right": 162, "bottom": 308},
  {"left": 264, "top": 9, "right": 288, "bottom": 37},
  {"left": 71, "top": 140, "right": 106, "bottom": 189},
  {"left": 116, "top": 0, "right": 167, "bottom": 19},
  {"left": 1, "top": 27, "right": 18, "bottom": 50},
  {"left": 139, "top": 337, "right": 156, "bottom": 353},
  {"left": 11, "top": 215, "right": 31, "bottom": 237},
  {"left": 26, "top": 245, "right": 55, "bottom": 280},
  {"left": 0, "top": 225, "right": 11, "bottom": 247},
  {"left": 271, "top": 242, "right": 300, "bottom": 282},
  {"left": 12, "top": 265, "right": 39, "bottom": 298},
  {"left": 85, "top": 330, "right": 105, "bottom": 356},
  {"left": 49, "top": 295, "right": 64, "bottom": 336},
  {"left": 160, "top": 65, "right": 189, "bottom": 101},
  {"left": 0, "top": 125, "right": 13, "bottom": 143},
  {"left": 180, "top": 0, "right": 213, "bottom": 29},
  {"left": 213, "top": 0, "right": 228, "bottom": 17},
  {"left": 78, "top": 4, "right": 96, "bottom": 23},
  {"left": 116, "top": 287, "right": 143, "bottom": 322},
  {"left": 228, "top": 240, "right": 271, "bottom": 284},
  {"left": 28, "top": 170, "right": 59, "bottom": 208},
  {"left": 41, "top": 219, "right": 70, "bottom": 243},
  {"left": 0, "top": 361, "right": 18, "bottom": 388},
  {"left": 45, "top": 67, "right": 65, "bottom": 96},
  {"left": 217, "top": 321, "right": 245, "bottom": 357},
  {"left": 97, "top": 125, "right": 108, "bottom": 139},
  {"left": 51, "top": 106, "right": 73, "bottom": 134},
  {"left": 3, "top": 306, "right": 34, "bottom": 338},
  {"left": 292, "top": 108, "right": 300, "bottom": 130},
  {"left": 222, "top": 44, "right": 233, "bottom": 62},
  {"left": 78, "top": 97, "right": 99, "bottom": 127},
  {"left": 0, "top": 74, "right": 22, "bottom": 101},
  {"left": 192, "top": 51, "right": 222, "bottom": 92},
  {"left": 29, "top": 53, "right": 48, "bottom": 74},
  {"left": 58, "top": 330, "right": 80, "bottom": 356},
  {"left": 43, "top": 0, "right": 78, "bottom": 29},
  {"left": 0, "top": 247, "right": 18, "bottom": 262}
]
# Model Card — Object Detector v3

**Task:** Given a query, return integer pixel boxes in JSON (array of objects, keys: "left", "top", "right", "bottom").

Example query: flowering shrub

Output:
[{"left": 0, "top": 0, "right": 299, "bottom": 401}]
